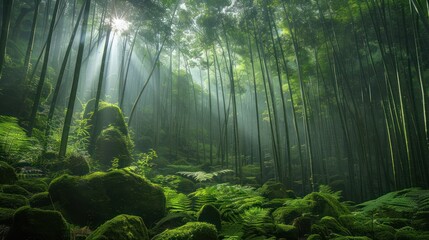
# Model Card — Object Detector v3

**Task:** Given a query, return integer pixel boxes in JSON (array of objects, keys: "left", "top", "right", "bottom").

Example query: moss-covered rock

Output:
[
  {"left": 293, "top": 215, "right": 313, "bottom": 237},
  {"left": 315, "top": 216, "right": 352, "bottom": 237},
  {"left": 0, "top": 184, "right": 31, "bottom": 197},
  {"left": 95, "top": 126, "right": 132, "bottom": 169},
  {"left": 0, "top": 193, "right": 28, "bottom": 209},
  {"left": 0, "top": 207, "right": 14, "bottom": 225},
  {"left": 16, "top": 178, "right": 48, "bottom": 193},
  {"left": 273, "top": 206, "right": 303, "bottom": 225},
  {"left": 152, "top": 222, "right": 218, "bottom": 240},
  {"left": 86, "top": 214, "right": 149, "bottom": 240},
  {"left": 66, "top": 153, "right": 90, "bottom": 176},
  {"left": 197, "top": 204, "right": 221, "bottom": 231},
  {"left": 29, "top": 192, "right": 52, "bottom": 208},
  {"left": 304, "top": 192, "right": 350, "bottom": 218},
  {"left": 83, "top": 100, "right": 129, "bottom": 139},
  {"left": 274, "top": 224, "right": 298, "bottom": 240},
  {"left": 49, "top": 169, "right": 165, "bottom": 227},
  {"left": 0, "top": 161, "right": 17, "bottom": 184},
  {"left": 6, "top": 206, "right": 69, "bottom": 240},
  {"left": 259, "top": 180, "right": 296, "bottom": 200},
  {"left": 176, "top": 177, "right": 196, "bottom": 194}
]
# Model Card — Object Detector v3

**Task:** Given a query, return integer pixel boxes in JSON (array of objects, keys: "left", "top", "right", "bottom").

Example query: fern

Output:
[
  {"left": 241, "top": 207, "right": 274, "bottom": 239},
  {"left": 190, "top": 184, "right": 265, "bottom": 222},
  {"left": 357, "top": 188, "right": 424, "bottom": 216},
  {"left": 176, "top": 169, "right": 233, "bottom": 182},
  {"left": 319, "top": 185, "right": 342, "bottom": 200},
  {"left": 163, "top": 187, "right": 193, "bottom": 214}
]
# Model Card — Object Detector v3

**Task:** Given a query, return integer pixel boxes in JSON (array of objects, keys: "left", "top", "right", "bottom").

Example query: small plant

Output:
[
  {"left": 110, "top": 157, "right": 119, "bottom": 170},
  {"left": 131, "top": 149, "right": 157, "bottom": 176}
]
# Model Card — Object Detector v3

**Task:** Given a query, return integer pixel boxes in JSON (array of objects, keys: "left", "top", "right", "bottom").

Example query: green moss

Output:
[
  {"left": 86, "top": 214, "right": 149, "bottom": 240},
  {"left": 0, "top": 193, "right": 28, "bottom": 209},
  {"left": 319, "top": 216, "right": 351, "bottom": 236},
  {"left": 273, "top": 206, "right": 303, "bottom": 224},
  {"left": 274, "top": 224, "right": 298, "bottom": 240},
  {"left": 304, "top": 192, "right": 350, "bottom": 218},
  {"left": 66, "top": 153, "right": 90, "bottom": 176},
  {"left": 152, "top": 222, "right": 218, "bottom": 240},
  {"left": 49, "top": 169, "right": 166, "bottom": 227},
  {"left": 0, "top": 161, "right": 17, "bottom": 184},
  {"left": 259, "top": 180, "right": 296, "bottom": 200},
  {"left": 95, "top": 126, "right": 132, "bottom": 169},
  {"left": 1, "top": 184, "right": 31, "bottom": 197},
  {"left": 16, "top": 178, "right": 48, "bottom": 193},
  {"left": 6, "top": 206, "right": 70, "bottom": 240},
  {"left": 84, "top": 100, "right": 129, "bottom": 138},
  {"left": 0, "top": 207, "right": 14, "bottom": 225},
  {"left": 293, "top": 216, "right": 313, "bottom": 237},
  {"left": 29, "top": 192, "right": 52, "bottom": 208},
  {"left": 197, "top": 204, "right": 221, "bottom": 231}
]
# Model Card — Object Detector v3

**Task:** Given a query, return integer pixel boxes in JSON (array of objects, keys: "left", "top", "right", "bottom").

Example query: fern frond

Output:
[
  {"left": 177, "top": 169, "right": 233, "bottom": 182},
  {"left": 319, "top": 184, "right": 342, "bottom": 200},
  {"left": 163, "top": 187, "right": 193, "bottom": 213}
]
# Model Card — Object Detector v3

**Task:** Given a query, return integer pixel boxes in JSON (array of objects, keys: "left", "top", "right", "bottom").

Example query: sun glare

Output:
[{"left": 112, "top": 17, "right": 130, "bottom": 33}]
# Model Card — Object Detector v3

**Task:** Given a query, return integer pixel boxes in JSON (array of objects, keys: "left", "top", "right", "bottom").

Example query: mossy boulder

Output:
[
  {"left": 16, "top": 178, "right": 48, "bottom": 193},
  {"left": 293, "top": 215, "right": 313, "bottom": 237},
  {"left": 29, "top": 192, "right": 52, "bottom": 208},
  {"left": 176, "top": 177, "right": 196, "bottom": 194},
  {"left": 6, "top": 206, "right": 70, "bottom": 240},
  {"left": 0, "top": 184, "right": 31, "bottom": 197},
  {"left": 83, "top": 100, "right": 129, "bottom": 138},
  {"left": 0, "top": 193, "right": 28, "bottom": 209},
  {"left": 95, "top": 126, "right": 132, "bottom": 169},
  {"left": 66, "top": 153, "right": 90, "bottom": 176},
  {"left": 0, "top": 207, "right": 14, "bottom": 225},
  {"left": 274, "top": 224, "right": 299, "bottom": 239},
  {"left": 259, "top": 180, "right": 296, "bottom": 200},
  {"left": 0, "top": 161, "right": 17, "bottom": 184},
  {"left": 273, "top": 206, "right": 303, "bottom": 225},
  {"left": 312, "top": 216, "right": 351, "bottom": 238},
  {"left": 304, "top": 192, "right": 350, "bottom": 218},
  {"left": 197, "top": 204, "right": 221, "bottom": 231},
  {"left": 49, "top": 169, "right": 166, "bottom": 227},
  {"left": 86, "top": 214, "right": 149, "bottom": 240},
  {"left": 308, "top": 234, "right": 323, "bottom": 240},
  {"left": 152, "top": 222, "right": 218, "bottom": 240}
]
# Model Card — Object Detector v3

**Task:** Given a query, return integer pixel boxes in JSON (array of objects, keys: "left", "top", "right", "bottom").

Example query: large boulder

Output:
[
  {"left": 259, "top": 180, "right": 296, "bottom": 200},
  {"left": 0, "top": 161, "right": 17, "bottom": 184},
  {"left": 86, "top": 214, "right": 149, "bottom": 240},
  {"left": 95, "top": 126, "right": 132, "bottom": 169},
  {"left": 152, "top": 222, "right": 218, "bottom": 240},
  {"left": 0, "top": 207, "right": 14, "bottom": 225},
  {"left": 49, "top": 169, "right": 165, "bottom": 227},
  {"left": 0, "top": 193, "right": 28, "bottom": 209},
  {"left": 6, "top": 206, "right": 70, "bottom": 240},
  {"left": 197, "top": 204, "right": 221, "bottom": 231},
  {"left": 83, "top": 101, "right": 133, "bottom": 169}
]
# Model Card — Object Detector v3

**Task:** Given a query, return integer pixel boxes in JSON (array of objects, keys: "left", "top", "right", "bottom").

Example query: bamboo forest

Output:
[{"left": 1, "top": 0, "right": 429, "bottom": 239}]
